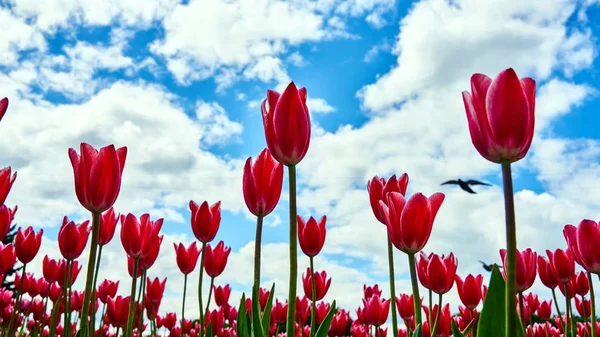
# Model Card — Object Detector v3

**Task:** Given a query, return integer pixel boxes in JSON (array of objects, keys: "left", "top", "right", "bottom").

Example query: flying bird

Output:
[
  {"left": 479, "top": 260, "right": 503, "bottom": 272},
  {"left": 441, "top": 179, "right": 491, "bottom": 194}
]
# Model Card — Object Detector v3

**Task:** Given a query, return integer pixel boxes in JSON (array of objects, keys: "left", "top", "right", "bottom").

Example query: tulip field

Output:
[{"left": 0, "top": 68, "right": 599, "bottom": 337}]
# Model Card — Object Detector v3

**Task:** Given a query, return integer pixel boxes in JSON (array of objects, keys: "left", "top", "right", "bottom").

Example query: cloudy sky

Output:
[{"left": 1, "top": 0, "right": 600, "bottom": 325}]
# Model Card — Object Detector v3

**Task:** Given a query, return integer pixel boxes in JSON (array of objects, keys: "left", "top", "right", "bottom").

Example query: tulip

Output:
[
  {"left": 174, "top": 242, "right": 201, "bottom": 275},
  {"left": 363, "top": 295, "right": 390, "bottom": 327},
  {"left": 574, "top": 271, "right": 590, "bottom": 296},
  {"left": 204, "top": 241, "right": 231, "bottom": 278},
  {"left": 524, "top": 292, "right": 539, "bottom": 313},
  {"left": 297, "top": 215, "right": 326, "bottom": 257},
  {"left": 575, "top": 296, "right": 591, "bottom": 319},
  {"left": 0, "top": 204, "right": 16, "bottom": 241},
  {"left": 271, "top": 299, "right": 288, "bottom": 324},
  {"left": 537, "top": 256, "right": 560, "bottom": 289},
  {"left": 500, "top": 248, "right": 537, "bottom": 292},
  {"left": 417, "top": 252, "right": 457, "bottom": 295},
  {"left": 58, "top": 260, "right": 82, "bottom": 288},
  {"left": 0, "top": 97, "right": 8, "bottom": 122},
  {"left": 537, "top": 300, "right": 552, "bottom": 321},
  {"left": 14, "top": 226, "right": 43, "bottom": 264},
  {"left": 42, "top": 255, "right": 61, "bottom": 284},
  {"left": 455, "top": 274, "right": 484, "bottom": 309},
  {"left": 140, "top": 235, "right": 164, "bottom": 271},
  {"left": 97, "top": 280, "right": 119, "bottom": 304},
  {"left": 364, "top": 284, "right": 383, "bottom": 299},
  {"left": 0, "top": 243, "right": 16, "bottom": 275},
  {"left": 58, "top": 216, "right": 91, "bottom": 260},
  {"left": 329, "top": 309, "right": 351, "bottom": 337},
  {"left": 546, "top": 248, "right": 575, "bottom": 283},
  {"left": 107, "top": 295, "right": 131, "bottom": 328},
  {"left": 120, "top": 213, "right": 163, "bottom": 259},
  {"left": 367, "top": 174, "right": 409, "bottom": 225},
  {"left": 564, "top": 220, "right": 600, "bottom": 273},
  {"left": 0, "top": 167, "right": 16, "bottom": 208},
  {"left": 99, "top": 207, "right": 119, "bottom": 245},
  {"left": 302, "top": 268, "right": 331, "bottom": 301},
  {"left": 145, "top": 277, "right": 166, "bottom": 320},
  {"left": 259, "top": 287, "right": 271, "bottom": 310},
  {"left": 213, "top": 285, "right": 231, "bottom": 307}
]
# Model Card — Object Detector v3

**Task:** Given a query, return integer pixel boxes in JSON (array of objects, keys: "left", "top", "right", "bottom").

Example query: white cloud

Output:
[
  {"left": 195, "top": 101, "right": 244, "bottom": 147},
  {"left": 0, "top": 7, "right": 47, "bottom": 66},
  {"left": 364, "top": 40, "right": 392, "bottom": 63},
  {"left": 307, "top": 98, "right": 336, "bottom": 114}
]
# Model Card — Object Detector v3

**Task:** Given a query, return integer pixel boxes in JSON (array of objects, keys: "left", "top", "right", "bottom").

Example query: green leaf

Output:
[
  {"left": 261, "top": 283, "right": 276, "bottom": 332},
  {"left": 411, "top": 324, "right": 422, "bottom": 337},
  {"left": 451, "top": 320, "right": 464, "bottom": 337},
  {"left": 314, "top": 301, "right": 337, "bottom": 337},
  {"left": 205, "top": 322, "right": 213, "bottom": 337},
  {"left": 252, "top": 284, "right": 266, "bottom": 337},
  {"left": 476, "top": 266, "right": 526, "bottom": 337},
  {"left": 237, "top": 293, "right": 249, "bottom": 337}
]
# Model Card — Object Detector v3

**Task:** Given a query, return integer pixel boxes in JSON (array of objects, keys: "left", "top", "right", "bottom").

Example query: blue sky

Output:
[{"left": 1, "top": 0, "right": 600, "bottom": 319}]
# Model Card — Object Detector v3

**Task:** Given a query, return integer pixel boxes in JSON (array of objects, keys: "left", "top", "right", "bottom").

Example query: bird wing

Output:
[
  {"left": 461, "top": 184, "right": 476, "bottom": 194},
  {"left": 466, "top": 179, "right": 491, "bottom": 186},
  {"left": 441, "top": 180, "right": 459, "bottom": 185}
]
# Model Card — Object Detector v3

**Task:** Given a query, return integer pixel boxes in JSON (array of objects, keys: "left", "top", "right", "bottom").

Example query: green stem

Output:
[
  {"left": 4, "top": 264, "right": 26, "bottom": 337},
  {"left": 253, "top": 215, "right": 264, "bottom": 294},
  {"left": 100, "top": 303, "right": 106, "bottom": 337},
  {"left": 552, "top": 288, "right": 565, "bottom": 331},
  {"left": 430, "top": 293, "right": 442, "bottom": 336},
  {"left": 79, "top": 211, "right": 101, "bottom": 336},
  {"left": 386, "top": 237, "right": 399, "bottom": 337},
  {"left": 198, "top": 241, "right": 207, "bottom": 332},
  {"left": 518, "top": 291, "right": 524, "bottom": 326},
  {"left": 139, "top": 270, "right": 147, "bottom": 333},
  {"left": 407, "top": 253, "right": 422, "bottom": 326},
  {"left": 582, "top": 295, "right": 589, "bottom": 334},
  {"left": 48, "top": 292, "right": 63, "bottom": 337},
  {"left": 126, "top": 258, "right": 140, "bottom": 337},
  {"left": 64, "top": 261, "right": 73, "bottom": 337},
  {"left": 565, "top": 282, "right": 571, "bottom": 337},
  {"left": 501, "top": 162, "right": 517, "bottom": 337},
  {"left": 309, "top": 257, "right": 317, "bottom": 337},
  {"left": 182, "top": 274, "right": 188, "bottom": 337},
  {"left": 91, "top": 244, "right": 104, "bottom": 337},
  {"left": 205, "top": 277, "right": 215, "bottom": 318},
  {"left": 470, "top": 308, "right": 477, "bottom": 337},
  {"left": 428, "top": 289, "right": 433, "bottom": 328},
  {"left": 286, "top": 165, "right": 298, "bottom": 337},
  {"left": 591, "top": 273, "right": 597, "bottom": 337}
]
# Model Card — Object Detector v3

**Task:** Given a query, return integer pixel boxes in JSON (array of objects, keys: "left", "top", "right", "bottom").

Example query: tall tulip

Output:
[
  {"left": 0, "top": 167, "right": 16, "bottom": 208},
  {"left": 0, "top": 97, "right": 8, "bottom": 122},
  {"left": 0, "top": 205, "right": 16, "bottom": 241},
  {"left": 262, "top": 81, "right": 312, "bottom": 337},
  {"left": 462, "top": 68, "right": 536, "bottom": 337},
  {"left": 203, "top": 241, "right": 231, "bottom": 320},
  {"left": 243, "top": 148, "right": 283, "bottom": 305}
]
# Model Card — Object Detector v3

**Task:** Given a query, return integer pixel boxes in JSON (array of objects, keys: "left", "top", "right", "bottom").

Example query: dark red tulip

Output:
[
  {"left": 314, "top": 302, "right": 330, "bottom": 325},
  {"left": 546, "top": 248, "right": 575, "bottom": 283},
  {"left": 564, "top": 220, "right": 600, "bottom": 274},
  {"left": 204, "top": 241, "right": 231, "bottom": 278},
  {"left": 329, "top": 309, "right": 351, "bottom": 337},
  {"left": 173, "top": 242, "right": 201, "bottom": 275},
  {"left": 295, "top": 296, "right": 310, "bottom": 324},
  {"left": 261, "top": 82, "right": 311, "bottom": 166},
  {"left": 395, "top": 294, "right": 418, "bottom": 320},
  {"left": 558, "top": 277, "right": 577, "bottom": 299},
  {"left": 537, "top": 255, "right": 559, "bottom": 289},
  {"left": 380, "top": 192, "right": 445, "bottom": 254},
  {"left": 500, "top": 248, "right": 537, "bottom": 292},
  {"left": 58, "top": 216, "right": 91, "bottom": 260},
  {"left": 145, "top": 277, "right": 166, "bottom": 316},
  {"left": 424, "top": 304, "right": 452, "bottom": 337},
  {"left": 58, "top": 260, "right": 81, "bottom": 288},
  {"left": 107, "top": 295, "right": 130, "bottom": 328},
  {"left": 14, "top": 226, "right": 43, "bottom": 264},
  {"left": 297, "top": 215, "right": 326, "bottom": 257},
  {"left": 537, "top": 300, "right": 552, "bottom": 320},
  {"left": 270, "top": 299, "right": 288, "bottom": 324},
  {"left": 259, "top": 287, "right": 270, "bottom": 310},
  {"left": 97, "top": 279, "right": 119, "bottom": 304},
  {"left": 68, "top": 143, "right": 127, "bottom": 213},
  {"left": 574, "top": 271, "right": 589, "bottom": 296},
  {"left": 362, "top": 295, "right": 390, "bottom": 327},
  {"left": 417, "top": 252, "right": 457, "bottom": 295},
  {"left": 127, "top": 256, "right": 143, "bottom": 278},
  {"left": 0, "top": 243, "right": 16, "bottom": 274},
  {"left": 0, "top": 97, "right": 8, "bottom": 122},
  {"left": 302, "top": 268, "right": 331, "bottom": 301},
  {"left": 189, "top": 200, "right": 221, "bottom": 243},
  {"left": 0, "top": 205, "right": 16, "bottom": 241},
  {"left": 213, "top": 285, "right": 231, "bottom": 307},
  {"left": 455, "top": 274, "right": 484, "bottom": 309},
  {"left": 363, "top": 284, "right": 382, "bottom": 299},
  {"left": 243, "top": 148, "right": 284, "bottom": 217},
  {"left": 99, "top": 207, "right": 119, "bottom": 245},
  {"left": 42, "top": 255, "right": 61, "bottom": 284},
  {"left": 367, "top": 174, "right": 409, "bottom": 225},
  {"left": 462, "top": 68, "right": 536, "bottom": 163},
  {"left": 140, "top": 235, "right": 164, "bottom": 271},
  {"left": 0, "top": 167, "right": 16, "bottom": 207},
  {"left": 575, "top": 296, "right": 591, "bottom": 318},
  {"left": 120, "top": 213, "right": 163, "bottom": 259},
  {"left": 524, "top": 292, "right": 539, "bottom": 313}
]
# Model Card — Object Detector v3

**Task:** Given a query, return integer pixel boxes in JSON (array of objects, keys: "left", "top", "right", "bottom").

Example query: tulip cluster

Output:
[{"left": 0, "top": 67, "right": 597, "bottom": 337}]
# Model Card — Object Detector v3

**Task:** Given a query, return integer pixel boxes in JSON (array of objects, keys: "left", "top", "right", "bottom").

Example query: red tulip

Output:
[
  {"left": 424, "top": 304, "right": 452, "bottom": 337},
  {"left": 462, "top": 68, "right": 536, "bottom": 163},
  {"left": 120, "top": 213, "right": 163, "bottom": 259},
  {"left": 14, "top": 226, "right": 43, "bottom": 264},
  {"left": 537, "top": 255, "right": 559, "bottom": 289},
  {"left": 380, "top": 192, "right": 445, "bottom": 254},
  {"left": 0, "top": 167, "right": 16, "bottom": 207},
  {"left": 395, "top": 294, "right": 418, "bottom": 320},
  {"left": 314, "top": 302, "right": 331, "bottom": 325},
  {"left": 145, "top": 277, "right": 166, "bottom": 310},
  {"left": 140, "top": 235, "right": 164, "bottom": 271},
  {"left": 107, "top": 295, "right": 130, "bottom": 328},
  {"left": 455, "top": 274, "right": 484, "bottom": 309},
  {"left": 500, "top": 248, "right": 537, "bottom": 292},
  {"left": 367, "top": 174, "right": 409, "bottom": 224},
  {"left": 0, "top": 243, "right": 16, "bottom": 274},
  {"left": 42, "top": 255, "right": 61, "bottom": 284},
  {"left": 0, "top": 97, "right": 8, "bottom": 122},
  {"left": 261, "top": 82, "right": 311, "bottom": 166},
  {"left": 329, "top": 309, "right": 351, "bottom": 337},
  {"left": 417, "top": 252, "right": 457, "bottom": 295},
  {"left": 243, "top": 148, "right": 284, "bottom": 217},
  {"left": 296, "top": 296, "right": 310, "bottom": 323},
  {"left": 363, "top": 284, "right": 382, "bottom": 299},
  {"left": 362, "top": 295, "right": 390, "bottom": 327},
  {"left": 297, "top": 215, "right": 326, "bottom": 257},
  {"left": 189, "top": 200, "right": 221, "bottom": 243},
  {"left": 574, "top": 271, "right": 589, "bottom": 296},
  {"left": 575, "top": 296, "right": 591, "bottom": 318},
  {"left": 173, "top": 242, "right": 201, "bottom": 275},
  {"left": 524, "top": 292, "right": 539, "bottom": 313},
  {"left": 270, "top": 299, "right": 288, "bottom": 324},
  {"left": 259, "top": 287, "right": 270, "bottom": 310},
  {"left": 97, "top": 279, "right": 119, "bottom": 304},
  {"left": 0, "top": 205, "right": 17, "bottom": 241},
  {"left": 537, "top": 300, "right": 552, "bottom": 320},
  {"left": 546, "top": 248, "right": 575, "bottom": 283},
  {"left": 213, "top": 285, "right": 231, "bottom": 307},
  {"left": 58, "top": 260, "right": 81, "bottom": 288},
  {"left": 99, "top": 207, "right": 119, "bottom": 245},
  {"left": 68, "top": 143, "right": 127, "bottom": 213},
  {"left": 58, "top": 216, "right": 91, "bottom": 260},
  {"left": 558, "top": 277, "right": 577, "bottom": 299},
  {"left": 204, "top": 241, "right": 231, "bottom": 278},
  {"left": 564, "top": 220, "right": 600, "bottom": 274},
  {"left": 302, "top": 268, "right": 331, "bottom": 301}
]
